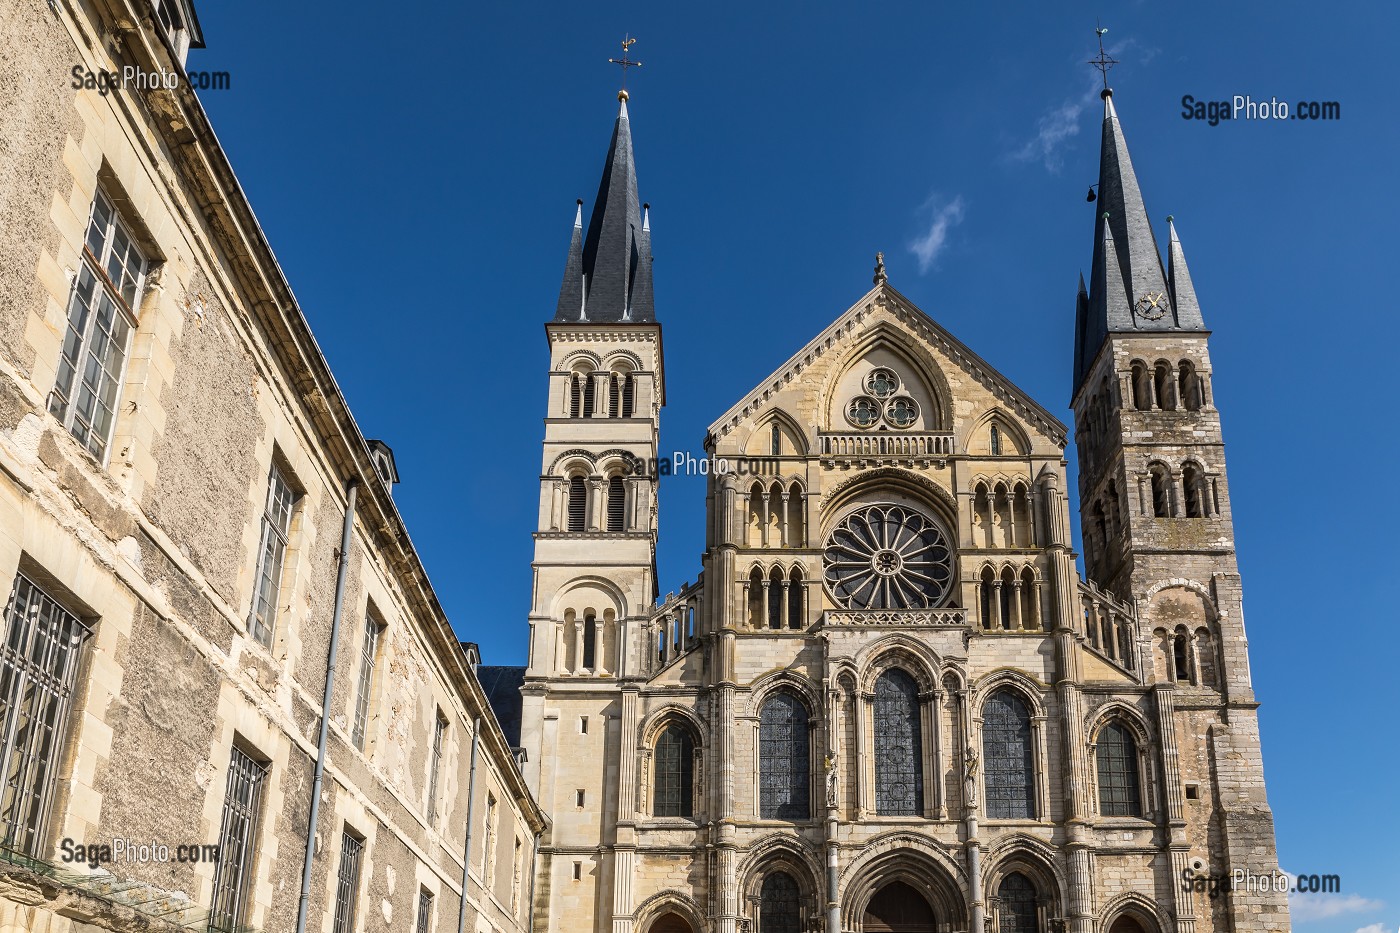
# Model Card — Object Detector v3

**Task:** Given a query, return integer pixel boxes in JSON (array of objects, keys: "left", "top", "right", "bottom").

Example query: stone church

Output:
[{"left": 503, "top": 85, "right": 1290, "bottom": 933}]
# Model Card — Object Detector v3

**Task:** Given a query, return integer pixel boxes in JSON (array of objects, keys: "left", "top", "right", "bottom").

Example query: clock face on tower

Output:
[{"left": 1135, "top": 291, "right": 1169, "bottom": 321}]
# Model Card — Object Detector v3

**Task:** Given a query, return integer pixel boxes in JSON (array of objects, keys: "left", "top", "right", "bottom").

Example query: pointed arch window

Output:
[
  {"left": 567, "top": 476, "right": 587, "bottom": 532},
  {"left": 653, "top": 724, "right": 695, "bottom": 818},
  {"left": 983, "top": 690, "right": 1035, "bottom": 819},
  {"left": 997, "top": 872, "right": 1040, "bottom": 933},
  {"left": 873, "top": 668, "right": 922, "bottom": 815},
  {"left": 771, "top": 423, "right": 782, "bottom": 456},
  {"left": 759, "top": 693, "right": 810, "bottom": 819},
  {"left": 759, "top": 872, "right": 802, "bottom": 933},
  {"left": 607, "top": 476, "right": 626, "bottom": 532},
  {"left": 1096, "top": 722, "right": 1142, "bottom": 817},
  {"left": 990, "top": 424, "right": 1002, "bottom": 456}
]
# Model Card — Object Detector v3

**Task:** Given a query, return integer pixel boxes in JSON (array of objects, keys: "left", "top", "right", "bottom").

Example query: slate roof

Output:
[
  {"left": 1076, "top": 90, "right": 1206, "bottom": 394},
  {"left": 554, "top": 97, "right": 655, "bottom": 323},
  {"left": 477, "top": 665, "right": 526, "bottom": 749}
]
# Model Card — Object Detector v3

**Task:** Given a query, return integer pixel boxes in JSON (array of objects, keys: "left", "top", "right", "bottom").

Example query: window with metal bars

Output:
[
  {"left": 48, "top": 188, "right": 147, "bottom": 461},
  {"left": 621, "top": 373, "right": 635, "bottom": 417},
  {"left": 208, "top": 745, "right": 268, "bottom": 933},
  {"left": 653, "top": 724, "right": 695, "bottom": 817},
  {"left": 582, "top": 373, "right": 595, "bottom": 418},
  {"left": 351, "top": 613, "right": 381, "bottom": 750},
  {"left": 982, "top": 690, "right": 1035, "bottom": 819},
  {"left": 416, "top": 889, "right": 434, "bottom": 933},
  {"left": 607, "top": 476, "right": 625, "bottom": 532},
  {"left": 331, "top": 829, "right": 364, "bottom": 933},
  {"left": 567, "top": 476, "right": 587, "bottom": 532},
  {"left": 568, "top": 374, "right": 582, "bottom": 418},
  {"left": 997, "top": 872, "right": 1041, "bottom": 933},
  {"left": 873, "top": 668, "right": 922, "bottom": 815},
  {"left": 427, "top": 711, "right": 446, "bottom": 821},
  {"left": 249, "top": 462, "right": 296, "bottom": 646},
  {"left": 759, "top": 871, "right": 802, "bottom": 933},
  {"left": 1096, "top": 722, "right": 1142, "bottom": 817},
  {"left": 759, "top": 693, "right": 809, "bottom": 819},
  {"left": 608, "top": 373, "right": 620, "bottom": 417},
  {"left": 0, "top": 574, "right": 92, "bottom": 856}
]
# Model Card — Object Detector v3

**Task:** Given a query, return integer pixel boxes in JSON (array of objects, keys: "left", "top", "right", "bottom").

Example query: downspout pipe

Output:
[
  {"left": 295, "top": 479, "right": 358, "bottom": 933},
  {"left": 458, "top": 717, "right": 483, "bottom": 933}
]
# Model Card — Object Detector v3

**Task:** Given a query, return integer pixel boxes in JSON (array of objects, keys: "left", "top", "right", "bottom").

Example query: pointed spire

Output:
[
  {"left": 555, "top": 200, "right": 585, "bottom": 319},
  {"left": 1076, "top": 90, "right": 1191, "bottom": 393},
  {"left": 1166, "top": 216, "right": 1205, "bottom": 329},
  {"left": 555, "top": 95, "right": 654, "bottom": 322}
]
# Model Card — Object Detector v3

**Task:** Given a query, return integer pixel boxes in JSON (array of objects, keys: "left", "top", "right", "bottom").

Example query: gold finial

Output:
[
  {"left": 608, "top": 34, "right": 642, "bottom": 98},
  {"left": 873, "top": 251, "right": 888, "bottom": 285}
]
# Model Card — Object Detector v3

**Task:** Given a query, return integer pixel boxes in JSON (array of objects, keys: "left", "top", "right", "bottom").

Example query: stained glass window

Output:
[
  {"left": 997, "top": 872, "right": 1040, "bottom": 933},
  {"left": 873, "top": 669, "right": 922, "bottom": 815},
  {"left": 654, "top": 724, "right": 694, "bottom": 817},
  {"left": 983, "top": 690, "right": 1035, "bottom": 819},
  {"left": 1096, "top": 722, "right": 1142, "bottom": 817},
  {"left": 760, "top": 872, "right": 802, "bottom": 933},
  {"left": 823, "top": 505, "right": 953, "bottom": 610},
  {"left": 759, "top": 693, "right": 810, "bottom": 819}
]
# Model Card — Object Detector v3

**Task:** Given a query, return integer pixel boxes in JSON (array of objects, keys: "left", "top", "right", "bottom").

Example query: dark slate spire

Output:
[
  {"left": 1167, "top": 216, "right": 1203, "bottom": 328},
  {"left": 554, "top": 95, "right": 655, "bottom": 322},
  {"left": 555, "top": 200, "right": 585, "bottom": 319},
  {"left": 1076, "top": 90, "right": 1201, "bottom": 392}
]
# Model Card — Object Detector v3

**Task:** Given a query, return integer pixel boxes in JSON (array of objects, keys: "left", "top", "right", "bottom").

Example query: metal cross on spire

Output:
[
  {"left": 1088, "top": 22, "right": 1118, "bottom": 92},
  {"left": 608, "top": 34, "right": 643, "bottom": 100}
]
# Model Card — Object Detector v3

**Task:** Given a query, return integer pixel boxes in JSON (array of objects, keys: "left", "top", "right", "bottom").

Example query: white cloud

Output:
[
  {"left": 1288, "top": 891, "right": 1384, "bottom": 922},
  {"left": 1352, "top": 924, "right": 1393, "bottom": 933},
  {"left": 908, "top": 195, "right": 966, "bottom": 274}
]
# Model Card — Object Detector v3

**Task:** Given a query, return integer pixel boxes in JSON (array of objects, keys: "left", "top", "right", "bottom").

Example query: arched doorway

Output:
[
  {"left": 650, "top": 913, "right": 694, "bottom": 933},
  {"left": 862, "top": 881, "right": 936, "bottom": 933},
  {"left": 1107, "top": 918, "right": 1149, "bottom": 933}
]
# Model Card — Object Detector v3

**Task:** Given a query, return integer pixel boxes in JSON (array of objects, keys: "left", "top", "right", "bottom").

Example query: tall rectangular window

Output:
[
  {"left": 0, "top": 574, "right": 91, "bottom": 856},
  {"left": 351, "top": 613, "right": 381, "bottom": 750},
  {"left": 415, "top": 889, "right": 434, "bottom": 933},
  {"left": 331, "top": 828, "right": 364, "bottom": 933},
  {"left": 208, "top": 746, "right": 268, "bottom": 933},
  {"left": 426, "top": 711, "right": 446, "bottom": 821},
  {"left": 482, "top": 793, "right": 498, "bottom": 881},
  {"left": 511, "top": 836, "right": 524, "bottom": 916},
  {"left": 49, "top": 188, "right": 147, "bottom": 461},
  {"left": 248, "top": 463, "right": 296, "bottom": 646}
]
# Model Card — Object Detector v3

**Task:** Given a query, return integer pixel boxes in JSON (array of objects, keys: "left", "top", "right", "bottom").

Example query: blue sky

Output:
[{"left": 190, "top": 3, "right": 1398, "bottom": 930}]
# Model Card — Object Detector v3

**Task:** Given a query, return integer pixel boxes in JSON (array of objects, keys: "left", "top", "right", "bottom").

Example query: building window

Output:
[
  {"left": 568, "top": 374, "right": 583, "bottom": 418},
  {"left": 823, "top": 505, "right": 954, "bottom": 611},
  {"left": 567, "top": 476, "right": 587, "bottom": 532},
  {"left": 607, "top": 475, "right": 626, "bottom": 532},
  {"left": 582, "top": 372, "right": 596, "bottom": 418},
  {"left": 249, "top": 462, "right": 296, "bottom": 646},
  {"left": 989, "top": 424, "right": 1002, "bottom": 455},
  {"left": 1096, "top": 722, "right": 1143, "bottom": 817},
  {"left": 608, "top": 373, "right": 621, "bottom": 418},
  {"left": 511, "top": 836, "right": 525, "bottom": 916},
  {"left": 759, "top": 692, "right": 810, "bottom": 819},
  {"left": 0, "top": 574, "right": 92, "bottom": 855},
  {"left": 771, "top": 423, "right": 782, "bottom": 456},
  {"left": 982, "top": 690, "right": 1035, "bottom": 819},
  {"left": 581, "top": 612, "right": 597, "bottom": 670},
  {"left": 1182, "top": 463, "right": 1206, "bottom": 518},
  {"left": 1148, "top": 464, "right": 1172, "bottom": 518},
  {"left": 427, "top": 711, "right": 447, "bottom": 821},
  {"left": 1173, "top": 633, "right": 1192, "bottom": 682},
  {"left": 622, "top": 373, "right": 635, "bottom": 418},
  {"left": 482, "top": 793, "right": 498, "bottom": 882},
  {"left": 331, "top": 829, "right": 364, "bottom": 933},
  {"left": 415, "top": 890, "right": 434, "bottom": 933},
  {"left": 873, "top": 668, "right": 922, "bottom": 815},
  {"left": 209, "top": 746, "right": 268, "bottom": 932},
  {"left": 49, "top": 188, "right": 147, "bottom": 460},
  {"left": 351, "top": 613, "right": 382, "bottom": 750},
  {"left": 759, "top": 871, "right": 802, "bottom": 933},
  {"left": 653, "top": 723, "right": 695, "bottom": 817},
  {"left": 575, "top": 789, "right": 586, "bottom": 808},
  {"left": 997, "top": 872, "right": 1040, "bottom": 933}
]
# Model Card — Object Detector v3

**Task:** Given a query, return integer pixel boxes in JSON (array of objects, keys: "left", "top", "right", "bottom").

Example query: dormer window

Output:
[
  {"left": 150, "top": 0, "right": 203, "bottom": 66},
  {"left": 366, "top": 440, "right": 400, "bottom": 496}
]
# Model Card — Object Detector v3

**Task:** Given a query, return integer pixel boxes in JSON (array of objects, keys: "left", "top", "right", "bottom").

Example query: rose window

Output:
[
  {"left": 842, "top": 369, "right": 922, "bottom": 430},
  {"left": 823, "top": 504, "right": 954, "bottom": 609}
]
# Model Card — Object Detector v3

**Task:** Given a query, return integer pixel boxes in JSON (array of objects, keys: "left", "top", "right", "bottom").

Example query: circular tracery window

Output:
[
  {"left": 823, "top": 504, "right": 954, "bottom": 610},
  {"left": 842, "top": 368, "right": 922, "bottom": 430},
  {"left": 866, "top": 368, "right": 900, "bottom": 398},
  {"left": 847, "top": 396, "right": 880, "bottom": 428}
]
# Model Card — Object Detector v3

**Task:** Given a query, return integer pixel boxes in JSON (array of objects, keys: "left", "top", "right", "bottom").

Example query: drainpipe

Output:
[
  {"left": 458, "top": 718, "right": 483, "bottom": 933},
  {"left": 295, "top": 479, "right": 358, "bottom": 933}
]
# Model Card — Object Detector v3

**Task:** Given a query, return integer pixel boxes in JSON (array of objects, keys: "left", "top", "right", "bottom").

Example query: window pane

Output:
[
  {"left": 759, "top": 693, "right": 809, "bottom": 819},
  {"left": 983, "top": 690, "right": 1035, "bottom": 819},
  {"left": 332, "top": 831, "right": 364, "bottom": 933},
  {"left": 873, "top": 669, "right": 922, "bottom": 815},
  {"left": 209, "top": 747, "right": 267, "bottom": 932},
  {"left": 997, "top": 872, "right": 1040, "bottom": 933},
  {"left": 653, "top": 725, "right": 693, "bottom": 817},
  {"left": 1096, "top": 723, "right": 1141, "bottom": 817},
  {"left": 759, "top": 872, "right": 801, "bottom": 933}
]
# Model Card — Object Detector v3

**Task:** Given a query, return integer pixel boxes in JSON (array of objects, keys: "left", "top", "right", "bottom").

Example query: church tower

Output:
[
  {"left": 1072, "top": 87, "right": 1290, "bottom": 930},
  {"left": 519, "top": 88, "right": 665, "bottom": 931}
]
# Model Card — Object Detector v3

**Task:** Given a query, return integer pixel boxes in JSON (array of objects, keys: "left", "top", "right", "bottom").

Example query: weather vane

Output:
[
  {"left": 1088, "top": 22, "right": 1117, "bottom": 92},
  {"left": 608, "top": 34, "right": 642, "bottom": 99}
]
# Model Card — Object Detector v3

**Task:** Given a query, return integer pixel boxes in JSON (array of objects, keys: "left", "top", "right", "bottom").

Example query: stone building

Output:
[
  {"left": 512, "top": 87, "right": 1289, "bottom": 933},
  {"left": 0, "top": 2, "right": 543, "bottom": 932}
]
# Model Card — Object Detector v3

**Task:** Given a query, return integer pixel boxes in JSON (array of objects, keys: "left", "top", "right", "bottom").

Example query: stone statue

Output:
[
  {"left": 825, "top": 755, "right": 839, "bottom": 807},
  {"left": 963, "top": 746, "right": 979, "bottom": 806}
]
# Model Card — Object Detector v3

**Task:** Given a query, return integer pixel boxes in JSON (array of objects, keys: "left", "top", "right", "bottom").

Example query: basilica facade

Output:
[{"left": 513, "top": 88, "right": 1289, "bottom": 933}]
